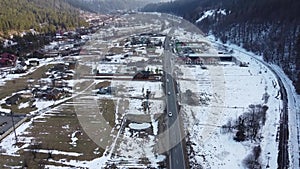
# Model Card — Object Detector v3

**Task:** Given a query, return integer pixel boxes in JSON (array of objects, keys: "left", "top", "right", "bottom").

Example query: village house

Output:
[
  {"left": 5, "top": 94, "right": 20, "bottom": 105},
  {"left": 28, "top": 59, "right": 40, "bottom": 66},
  {"left": 133, "top": 70, "right": 160, "bottom": 81},
  {"left": 97, "top": 86, "right": 115, "bottom": 95},
  {"left": 3, "top": 39, "right": 18, "bottom": 48},
  {"left": 13, "top": 61, "right": 28, "bottom": 74},
  {"left": 19, "top": 92, "right": 34, "bottom": 99},
  {"left": 32, "top": 87, "right": 67, "bottom": 101},
  {"left": 0, "top": 53, "right": 17, "bottom": 67},
  {"left": 46, "top": 88, "right": 63, "bottom": 100}
]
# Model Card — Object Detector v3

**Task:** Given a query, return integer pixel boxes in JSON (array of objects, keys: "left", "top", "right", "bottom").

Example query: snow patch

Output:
[
  {"left": 128, "top": 123, "right": 151, "bottom": 130},
  {"left": 196, "top": 9, "right": 228, "bottom": 23},
  {"left": 18, "top": 102, "right": 30, "bottom": 109}
]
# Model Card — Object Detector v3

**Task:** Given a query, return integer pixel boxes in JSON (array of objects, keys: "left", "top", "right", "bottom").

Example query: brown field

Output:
[
  {"left": 0, "top": 65, "right": 52, "bottom": 100},
  {"left": 0, "top": 102, "right": 111, "bottom": 168}
]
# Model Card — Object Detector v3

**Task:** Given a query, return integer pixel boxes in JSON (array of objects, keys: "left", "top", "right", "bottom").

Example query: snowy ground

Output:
[
  {"left": 210, "top": 37, "right": 300, "bottom": 168},
  {"left": 175, "top": 32, "right": 283, "bottom": 168},
  {"left": 178, "top": 63, "right": 281, "bottom": 168}
]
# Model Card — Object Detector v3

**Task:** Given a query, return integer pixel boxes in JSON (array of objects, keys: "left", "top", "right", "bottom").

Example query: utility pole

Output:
[
  {"left": 266, "top": 152, "right": 270, "bottom": 168},
  {"left": 10, "top": 112, "right": 18, "bottom": 143}
]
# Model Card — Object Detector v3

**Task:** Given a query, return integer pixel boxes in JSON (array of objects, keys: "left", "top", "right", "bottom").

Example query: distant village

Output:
[
  {"left": 0, "top": 13, "right": 114, "bottom": 63},
  {"left": 0, "top": 13, "right": 117, "bottom": 106},
  {"left": 0, "top": 13, "right": 115, "bottom": 71}
]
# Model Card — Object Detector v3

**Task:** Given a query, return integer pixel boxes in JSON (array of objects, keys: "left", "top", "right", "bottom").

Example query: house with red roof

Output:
[{"left": 0, "top": 53, "right": 17, "bottom": 67}]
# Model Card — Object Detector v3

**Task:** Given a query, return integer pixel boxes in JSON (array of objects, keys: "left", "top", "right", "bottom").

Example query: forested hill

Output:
[
  {"left": 0, "top": 0, "right": 86, "bottom": 36},
  {"left": 142, "top": 0, "right": 300, "bottom": 93},
  {"left": 65, "top": 0, "right": 153, "bottom": 14}
]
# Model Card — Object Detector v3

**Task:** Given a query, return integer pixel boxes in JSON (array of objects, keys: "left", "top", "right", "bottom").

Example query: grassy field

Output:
[
  {"left": 0, "top": 104, "right": 105, "bottom": 168},
  {"left": 95, "top": 81, "right": 111, "bottom": 89},
  {"left": 0, "top": 66, "right": 122, "bottom": 167},
  {"left": 0, "top": 65, "right": 56, "bottom": 115},
  {"left": 0, "top": 65, "right": 52, "bottom": 100},
  {"left": 100, "top": 99, "right": 116, "bottom": 128}
]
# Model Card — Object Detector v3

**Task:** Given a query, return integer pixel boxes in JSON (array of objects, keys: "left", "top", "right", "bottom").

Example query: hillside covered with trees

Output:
[
  {"left": 65, "top": 0, "right": 154, "bottom": 14},
  {"left": 0, "top": 0, "right": 87, "bottom": 37},
  {"left": 142, "top": 0, "right": 300, "bottom": 93}
]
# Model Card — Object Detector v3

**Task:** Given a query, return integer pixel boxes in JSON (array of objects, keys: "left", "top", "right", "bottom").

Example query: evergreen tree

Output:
[{"left": 0, "top": 0, "right": 87, "bottom": 37}]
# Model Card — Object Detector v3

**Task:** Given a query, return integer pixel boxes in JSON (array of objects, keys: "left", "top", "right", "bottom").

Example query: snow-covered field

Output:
[
  {"left": 206, "top": 35, "right": 300, "bottom": 168},
  {"left": 178, "top": 62, "right": 281, "bottom": 168},
  {"left": 172, "top": 29, "right": 287, "bottom": 168}
]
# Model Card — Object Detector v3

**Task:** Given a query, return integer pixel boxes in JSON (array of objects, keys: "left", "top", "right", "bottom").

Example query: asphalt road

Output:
[
  {"left": 164, "top": 36, "right": 187, "bottom": 169},
  {"left": 166, "top": 73, "right": 187, "bottom": 169}
]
